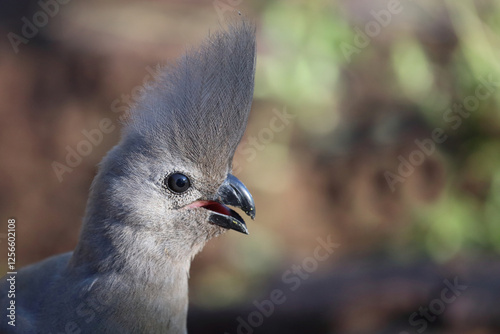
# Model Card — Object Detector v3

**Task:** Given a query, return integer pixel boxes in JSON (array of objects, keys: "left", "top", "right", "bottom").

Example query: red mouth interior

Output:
[{"left": 186, "top": 200, "right": 231, "bottom": 216}]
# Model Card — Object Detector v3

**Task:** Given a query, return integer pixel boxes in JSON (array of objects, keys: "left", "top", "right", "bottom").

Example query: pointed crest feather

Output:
[{"left": 124, "top": 19, "right": 256, "bottom": 172}]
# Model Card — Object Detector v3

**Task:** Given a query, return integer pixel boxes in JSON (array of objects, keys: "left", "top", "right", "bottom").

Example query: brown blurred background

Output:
[{"left": 1, "top": 0, "right": 500, "bottom": 333}]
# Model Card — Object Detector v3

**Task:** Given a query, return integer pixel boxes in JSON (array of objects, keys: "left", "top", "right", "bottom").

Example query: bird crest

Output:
[{"left": 125, "top": 20, "right": 256, "bottom": 173}]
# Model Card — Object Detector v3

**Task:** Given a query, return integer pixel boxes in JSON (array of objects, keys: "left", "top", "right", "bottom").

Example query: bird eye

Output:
[{"left": 165, "top": 173, "right": 191, "bottom": 193}]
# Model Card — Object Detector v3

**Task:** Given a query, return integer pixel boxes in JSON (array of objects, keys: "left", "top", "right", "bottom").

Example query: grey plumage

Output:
[
  {"left": 0, "top": 20, "right": 256, "bottom": 334},
  {"left": 127, "top": 20, "right": 256, "bottom": 174}
]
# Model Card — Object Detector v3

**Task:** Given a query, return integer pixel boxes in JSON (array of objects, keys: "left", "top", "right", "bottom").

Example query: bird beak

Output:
[
  {"left": 217, "top": 174, "right": 256, "bottom": 220},
  {"left": 209, "top": 174, "right": 255, "bottom": 235},
  {"left": 185, "top": 174, "right": 255, "bottom": 234}
]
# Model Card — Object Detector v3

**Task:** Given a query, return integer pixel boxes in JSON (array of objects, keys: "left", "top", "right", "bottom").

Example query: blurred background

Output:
[{"left": 1, "top": 0, "right": 500, "bottom": 333}]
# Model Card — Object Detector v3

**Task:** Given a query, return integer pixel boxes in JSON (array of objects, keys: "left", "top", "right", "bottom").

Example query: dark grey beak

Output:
[
  {"left": 209, "top": 174, "right": 256, "bottom": 234},
  {"left": 218, "top": 174, "right": 256, "bottom": 219}
]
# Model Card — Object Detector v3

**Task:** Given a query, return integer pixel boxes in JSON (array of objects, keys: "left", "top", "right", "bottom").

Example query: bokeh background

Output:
[{"left": 1, "top": 0, "right": 500, "bottom": 333}]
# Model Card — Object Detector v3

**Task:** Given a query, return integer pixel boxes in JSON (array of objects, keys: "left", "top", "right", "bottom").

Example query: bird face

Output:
[
  {"left": 150, "top": 166, "right": 255, "bottom": 259},
  {"left": 155, "top": 165, "right": 255, "bottom": 236},
  {"left": 97, "top": 143, "right": 255, "bottom": 258}
]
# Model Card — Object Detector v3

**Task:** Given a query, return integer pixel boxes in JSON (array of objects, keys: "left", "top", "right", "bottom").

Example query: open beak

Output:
[
  {"left": 187, "top": 174, "right": 255, "bottom": 234},
  {"left": 210, "top": 174, "right": 255, "bottom": 234}
]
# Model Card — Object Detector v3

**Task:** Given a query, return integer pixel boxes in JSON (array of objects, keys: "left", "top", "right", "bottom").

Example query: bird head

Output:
[{"left": 85, "top": 21, "right": 257, "bottom": 261}]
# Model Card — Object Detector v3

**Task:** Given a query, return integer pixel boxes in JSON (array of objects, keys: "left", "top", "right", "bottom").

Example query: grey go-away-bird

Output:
[{"left": 1, "top": 20, "right": 256, "bottom": 333}]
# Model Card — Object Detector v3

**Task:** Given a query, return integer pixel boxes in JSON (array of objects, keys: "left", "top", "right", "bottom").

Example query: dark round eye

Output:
[{"left": 165, "top": 173, "right": 191, "bottom": 193}]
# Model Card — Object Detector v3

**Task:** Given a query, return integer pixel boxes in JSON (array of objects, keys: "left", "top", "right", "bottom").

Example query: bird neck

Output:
[
  {"left": 69, "top": 185, "right": 194, "bottom": 333},
  {"left": 70, "top": 214, "right": 192, "bottom": 333},
  {"left": 67, "top": 148, "right": 199, "bottom": 332}
]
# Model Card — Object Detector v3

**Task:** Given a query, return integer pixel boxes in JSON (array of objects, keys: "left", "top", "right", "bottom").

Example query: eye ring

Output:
[{"left": 164, "top": 172, "right": 191, "bottom": 194}]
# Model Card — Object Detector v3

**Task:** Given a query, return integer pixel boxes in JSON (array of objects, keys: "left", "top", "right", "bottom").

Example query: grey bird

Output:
[{"left": 0, "top": 20, "right": 256, "bottom": 334}]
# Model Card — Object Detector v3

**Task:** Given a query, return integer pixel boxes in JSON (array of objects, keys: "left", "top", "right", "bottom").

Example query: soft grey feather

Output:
[{"left": 0, "top": 20, "right": 256, "bottom": 334}]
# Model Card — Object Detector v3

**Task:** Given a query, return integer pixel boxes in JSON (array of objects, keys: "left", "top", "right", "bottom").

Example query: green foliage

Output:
[{"left": 257, "top": 0, "right": 500, "bottom": 261}]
